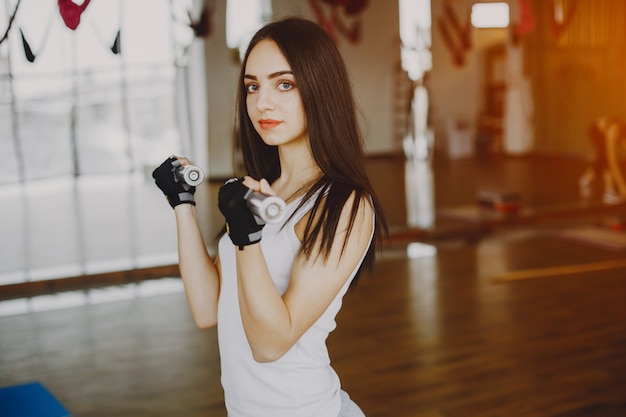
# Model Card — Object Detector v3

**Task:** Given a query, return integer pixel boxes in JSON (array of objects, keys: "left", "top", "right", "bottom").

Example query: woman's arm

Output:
[
  {"left": 152, "top": 156, "right": 221, "bottom": 329},
  {"left": 174, "top": 197, "right": 221, "bottom": 329},
  {"left": 235, "top": 192, "right": 373, "bottom": 362}
]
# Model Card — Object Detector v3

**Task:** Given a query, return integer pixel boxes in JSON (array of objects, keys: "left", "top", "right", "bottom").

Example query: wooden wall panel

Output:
[{"left": 528, "top": 0, "right": 626, "bottom": 155}]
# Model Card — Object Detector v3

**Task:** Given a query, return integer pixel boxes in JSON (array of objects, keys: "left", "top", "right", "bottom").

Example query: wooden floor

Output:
[{"left": 2, "top": 154, "right": 626, "bottom": 416}]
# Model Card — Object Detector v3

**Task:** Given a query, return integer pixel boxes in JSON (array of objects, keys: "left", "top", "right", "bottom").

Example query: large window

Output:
[{"left": 0, "top": 0, "right": 184, "bottom": 284}]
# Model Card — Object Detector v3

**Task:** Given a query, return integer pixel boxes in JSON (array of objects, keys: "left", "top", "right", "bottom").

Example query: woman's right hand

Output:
[{"left": 152, "top": 156, "right": 196, "bottom": 208}]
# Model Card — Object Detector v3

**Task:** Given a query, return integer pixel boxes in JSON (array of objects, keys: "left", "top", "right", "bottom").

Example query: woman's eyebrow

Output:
[
  {"left": 244, "top": 70, "right": 294, "bottom": 81},
  {"left": 268, "top": 70, "right": 294, "bottom": 79}
]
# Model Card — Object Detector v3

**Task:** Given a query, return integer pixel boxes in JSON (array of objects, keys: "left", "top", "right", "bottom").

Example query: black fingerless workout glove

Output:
[
  {"left": 218, "top": 178, "right": 265, "bottom": 250},
  {"left": 152, "top": 157, "right": 196, "bottom": 208}
]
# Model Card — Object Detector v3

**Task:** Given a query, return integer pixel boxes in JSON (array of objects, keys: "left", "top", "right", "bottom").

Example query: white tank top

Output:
[{"left": 217, "top": 193, "right": 373, "bottom": 417}]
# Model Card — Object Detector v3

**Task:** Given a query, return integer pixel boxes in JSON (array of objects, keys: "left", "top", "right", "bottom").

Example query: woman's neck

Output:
[{"left": 274, "top": 143, "right": 322, "bottom": 201}]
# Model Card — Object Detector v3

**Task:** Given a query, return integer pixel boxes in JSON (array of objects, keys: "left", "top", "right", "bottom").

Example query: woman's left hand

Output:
[
  {"left": 242, "top": 176, "right": 276, "bottom": 197},
  {"left": 218, "top": 176, "right": 275, "bottom": 249}
]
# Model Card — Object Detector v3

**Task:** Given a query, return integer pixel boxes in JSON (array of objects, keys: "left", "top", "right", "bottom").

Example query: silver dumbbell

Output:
[
  {"left": 175, "top": 165, "right": 205, "bottom": 186},
  {"left": 244, "top": 190, "right": 286, "bottom": 224}
]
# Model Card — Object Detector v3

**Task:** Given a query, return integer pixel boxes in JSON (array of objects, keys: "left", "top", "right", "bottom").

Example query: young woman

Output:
[
  {"left": 578, "top": 116, "right": 626, "bottom": 203},
  {"left": 153, "top": 17, "right": 387, "bottom": 417}
]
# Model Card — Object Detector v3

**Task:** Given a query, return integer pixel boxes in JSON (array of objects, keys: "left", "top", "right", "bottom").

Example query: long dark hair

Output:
[{"left": 235, "top": 17, "right": 388, "bottom": 280}]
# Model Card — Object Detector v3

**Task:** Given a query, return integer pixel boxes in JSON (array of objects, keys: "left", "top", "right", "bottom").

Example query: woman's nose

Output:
[{"left": 256, "top": 88, "right": 275, "bottom": 111}]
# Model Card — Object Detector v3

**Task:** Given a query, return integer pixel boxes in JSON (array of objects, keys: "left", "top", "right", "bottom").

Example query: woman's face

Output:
[{"left": 244, "top": 40, "right": 308, "bottom": 148}]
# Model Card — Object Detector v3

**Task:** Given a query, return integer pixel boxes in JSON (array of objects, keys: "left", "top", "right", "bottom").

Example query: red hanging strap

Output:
[
  {"left": 58, "top": 0, "right": 92, "bottom": 30},
  {"left": 515, "top": 0, "right": 536, "bottom": 37}
]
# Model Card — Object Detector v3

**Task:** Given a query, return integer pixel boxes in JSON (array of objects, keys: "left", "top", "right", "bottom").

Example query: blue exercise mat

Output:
[{"left": 0, "top": 381, "right": 71, "bottom": 417}]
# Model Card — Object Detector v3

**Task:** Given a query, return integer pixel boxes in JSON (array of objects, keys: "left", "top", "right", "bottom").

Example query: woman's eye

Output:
[
  {"left": 278, "top": 82, "right": 293, "bottom": 91},
  {"left": 246, "top": 84, "right": 258, "bottom": 93}
]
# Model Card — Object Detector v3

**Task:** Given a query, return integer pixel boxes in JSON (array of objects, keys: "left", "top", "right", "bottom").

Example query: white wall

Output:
[
  {"left": 428, "top": 0, "right": 509, "bottom": 155},
  {"left": 203, "top": 0, "right": 241, "bottom": 177},
  {"left": 332, "top": 1, "right": 402, "bottom": 154}
]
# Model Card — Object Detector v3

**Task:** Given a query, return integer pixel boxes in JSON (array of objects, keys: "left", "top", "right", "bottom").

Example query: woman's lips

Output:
[{"left": 259, "top": 119, "right": 282, "bottom": 130}]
